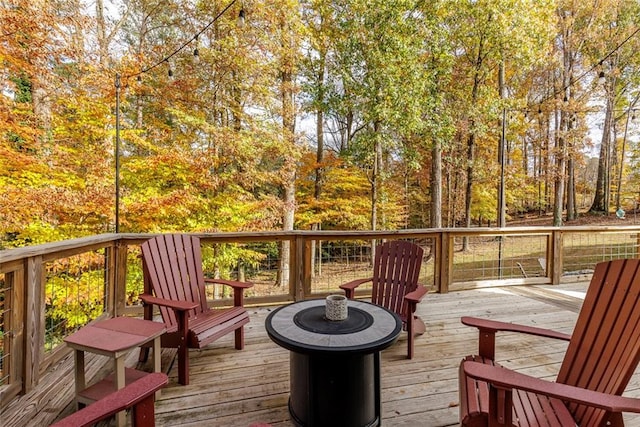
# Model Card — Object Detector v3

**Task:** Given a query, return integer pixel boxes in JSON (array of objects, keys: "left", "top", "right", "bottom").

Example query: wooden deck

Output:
[
  {"left": 20, "top": 282, "right": 640, "bottom": 426},
  {"left": 138, "top": 282, "right": 640, "bottom": 427}
]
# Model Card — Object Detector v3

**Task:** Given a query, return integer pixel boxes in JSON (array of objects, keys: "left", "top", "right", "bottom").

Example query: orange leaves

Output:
[{"left": 296, "top": 150, "right": 372, "bottom": 230}]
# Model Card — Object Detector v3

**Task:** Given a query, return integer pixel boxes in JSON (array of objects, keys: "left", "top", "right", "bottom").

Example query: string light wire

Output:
[
  {"left": 534, "top": 26, "right": 640, "bottom": 108},
  {"left": 115, "top": 0, "right": 242, "bottom": 233},
  {"left": 124, "top": 0, "right": 239, "bottom": 80}
]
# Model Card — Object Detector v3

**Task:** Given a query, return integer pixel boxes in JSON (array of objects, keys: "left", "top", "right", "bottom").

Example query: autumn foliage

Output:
[{"left": 2, "top": 0, "right": 640, "bottom": 249}]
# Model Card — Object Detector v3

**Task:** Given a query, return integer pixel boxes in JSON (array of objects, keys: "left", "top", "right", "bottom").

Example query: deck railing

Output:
[{"left": 1, "top": 226, "right": 639, "bottom": 407}]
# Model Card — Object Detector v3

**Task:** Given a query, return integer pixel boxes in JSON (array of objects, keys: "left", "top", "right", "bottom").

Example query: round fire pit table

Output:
[{"left": 266, "top": 299, "right": 402, "bottom": 427}]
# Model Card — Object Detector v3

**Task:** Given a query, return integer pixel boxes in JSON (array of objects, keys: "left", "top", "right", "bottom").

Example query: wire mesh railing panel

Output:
[
  {"left": 125, "top": 245, "right": 143, "bottom": 307},
  {"left": 311, "top": 240, "right": 373, "bottom": 294},
  {"left": 0, "top": 273, "right": 9, "bottom": 386},
  {"left": 201, "top": 241, "right": 287, "bottom": 300},
  {"left": 310, "top": 238, "right": 436, "bottom": 294},
  {"left": 452, "top": 235, "right": 548, "bottom": 283},
  {"left": 44, "top": 249, "right": 108, "bottom": 353},
  {"left": 562, "top": 232, "right": 640, "bottom": 275}
]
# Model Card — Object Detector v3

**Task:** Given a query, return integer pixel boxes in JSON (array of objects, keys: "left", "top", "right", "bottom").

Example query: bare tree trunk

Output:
[
  {"left": 344, "top": 110, "right": 353, "bottom": 153},
  {"left": 497, "top": 58, "right": 506, "bottom": 228},
  {"left": 431, "top": 140, "right": 442, "bottom": 228},
  {"left": 131, "top": 12, "right": 147, "bottom": 138},
  {"left": 281, "top": 172, "right": 295, "bottom": 287},
  {"left": 463, "top": 131, "right": 475, "bottom": 248},
  {"left": 370, "top": 122, "right": 382, "bottom": 253},
  {"left": 315, "top": 115, "right": 324, "bottom": 202},
  {"left": 277, "top": 12, "right": 297, "bottom": 288},
  {"left": 566, "top": 118, "right": 576, "bottom": 220},
  {"left": 446, "top": 164, "right": 453, "bottom": 227},
  {"left": 543, "top": 119, "right": 550, "bottom": 212},
  {"left": 537, "top": 138, "right": 543, "bottom": 216},
  {"left": 96, "top": 0, "right": 108, "bottom": 67},
  {"left": 590, "top": 95, "right": 613, "bottom": 214},
  {"left": 463, "top": 36, "right": 484, "bottom": 250},
  {"left": 553, "top": 107, "right": 565, "bottom": 226},
  {"left": 616, "top": 94, "right": 640, "bottom": 209},
  {"left": 566, "top": 155, "right": 576, "bottom": 220},
  {"left": 311, "top": 49, "right": 326, "bottom": 278},
  {"left": 555, "top": 16, "right": 574, "bottom": 226}
]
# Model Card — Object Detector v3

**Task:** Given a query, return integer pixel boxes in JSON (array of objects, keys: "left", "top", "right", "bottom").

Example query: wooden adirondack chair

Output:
[
  {"left": 52, "top": 371, "right": 272, "bottom": 427},
  {"left": 459, "top": 258, "right": 640, "bottom": 427},
  {"left": 340, "top": 240, "right": 428, "bottom": 359},
  {"left": 139, "top": 234, "right": 252, "bottom": 385},
  {"left": 51, "top": 372, "right": 168, "bottom": 427}
]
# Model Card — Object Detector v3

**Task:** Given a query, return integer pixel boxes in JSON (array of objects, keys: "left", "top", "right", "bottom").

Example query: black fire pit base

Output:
[
  {"left": 265, "top": 300, "right": 402, "bottom": 427},
  {"left": 288, "top": 351, "right": 380, "bottom": 427}
]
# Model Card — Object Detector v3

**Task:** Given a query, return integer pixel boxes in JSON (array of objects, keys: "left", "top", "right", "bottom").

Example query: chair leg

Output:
[
  {"left": 177, "top": 311, "right": 189, "bottom": 385},
  {"left": 603, "top": 412, "right": 624, "bottom": 427},
  {"left": 488, "top": 386, "right": 513, "bottom": 426},
  {"left": 140, "top": 301, "right": 154, "bottom": 363},
  {"left": 235, "top": 326, "right": 245, "bottom": 350},
  {"left": 131, "top": 394, "right": 157, "bottom": 427},
  {"left": 408, "top": 338, "right": 414, "bottom": 359},
  {"left": 139, "top": 347, "right": 150, "bottom": 363},
  {"left": 407, "top": 315, "right": 414, "bottom": 359},
  {"left": 406, "top": 304, "right": 418, "bottom": 359},
  {"left": 178, "top": 343, "right": 189, "bottom": 386}
]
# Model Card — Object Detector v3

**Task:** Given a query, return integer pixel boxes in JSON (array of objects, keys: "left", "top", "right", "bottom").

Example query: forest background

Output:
[{"left": 2, "top": 0, "right": 640, "bottom": 249}]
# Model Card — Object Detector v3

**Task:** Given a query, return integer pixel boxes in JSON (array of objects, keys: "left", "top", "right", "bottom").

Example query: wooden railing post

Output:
[
  {"left": 0, "top": 265, "right": 25, "bottom": 405},
  {"left": 105, "top": 245, "right": 116, "bottom": 317},
  {"left": 292, "top": 235, "right": 312, "bottom": 301},
  {"left": 112, "top": 241, "right": 128, "bottom": 316},
  {"left": 439, "top": 232, "right": 453, "bottom": 293},
  {"left": 291, "top": 235, "right": 300, "bottom": 301},
  {"left": 302, "top": 236, "right": 313, "bottom": 300},
  {"left": 24, "top": 256, "right": 44, "bottom": 392},
  {"left": 550, "top": 230, "right": 563, "bottom": 285},
  {"left": 542, "top": 233, "right": 552, "bottom": 281},
  {"left": 433, "top": 233, "right": 442, "bottom": 293}
]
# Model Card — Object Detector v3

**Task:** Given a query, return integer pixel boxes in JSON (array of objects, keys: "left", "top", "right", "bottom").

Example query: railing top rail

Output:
[
  {"left": 441, "top": 225, "right": 640, "bottom": 236},
  {"left": 0, "top": 233, "right": 122, "bottom": 264},
  {"left": 3, "top": 225, "right": 640, "bottom": 264}
]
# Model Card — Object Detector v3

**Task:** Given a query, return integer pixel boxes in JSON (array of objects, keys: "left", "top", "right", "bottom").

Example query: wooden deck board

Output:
[
  {"left": 145, "top": 283, "right": 640, "bottom": 427},
  {"left": 8, "top": 282, "right": 640, "bottom": 426}
]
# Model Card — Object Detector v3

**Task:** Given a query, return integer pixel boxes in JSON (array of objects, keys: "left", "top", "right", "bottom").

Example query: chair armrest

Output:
[
  {"left": 204, "top": 278, "right": 253, "bottom": 289},
  {"left": 139, "top": 293, "right": 198, "bottom": 312},
  {"left": 462, "top": 316, "right": 570, "bottom": 360},
  {"left": 50, "top": 373, "right": 168, "bottom": 427},
  {"left": 203, "top": 278, "right": 252, "bottom": 307},
  {"left": 461, "top": 316, "right": 571, "bottom": 341},
  {"left": 339, "top": 278, "right": 372, "bottom": 299},
  {"left": 405, "top": 285, "right": 428, "bottom": 304},
  {"left": 463, "top": 361, "right": 640, "bottom": 413}
]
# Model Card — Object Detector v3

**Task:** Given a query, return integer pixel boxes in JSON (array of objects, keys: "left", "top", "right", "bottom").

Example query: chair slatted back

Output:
[
  {"left": 141, "top": 234, "right": 208, "bottom": 329},
  {"left": 557, "top": 258, "right": 640, "bottom": 426},
  {"left": 371, "top": 241, "right": 423, "bottom": 321}
]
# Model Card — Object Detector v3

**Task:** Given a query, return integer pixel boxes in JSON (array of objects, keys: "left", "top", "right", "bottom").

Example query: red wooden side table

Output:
[{"left": 64, "top": 317, "right": 166, "bottom": 426}]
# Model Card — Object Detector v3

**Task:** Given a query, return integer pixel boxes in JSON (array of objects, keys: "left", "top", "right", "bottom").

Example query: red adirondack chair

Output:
[
  {"left": 459, "top": 258, "right": 640, "bottom": 427},
  {"left": 51, "top": 371, "right": 273, "bottom": 427},
  {"left": 139, "top": 234, "right": 252, "bottom": 385},
  {"left": 51, "top": 372, "right": 168, "bottom": 427},
  {"left": 340, "top": 240, "right": 428, "bottom": 359}
]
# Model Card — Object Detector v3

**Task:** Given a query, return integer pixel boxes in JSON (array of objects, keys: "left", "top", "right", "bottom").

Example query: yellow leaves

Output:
[
  {"left": 295, "top": 149, "right": 405, "bottom": 230},
  {"left": 471, "top": 186, "right": 498, "bottom": 222}
]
